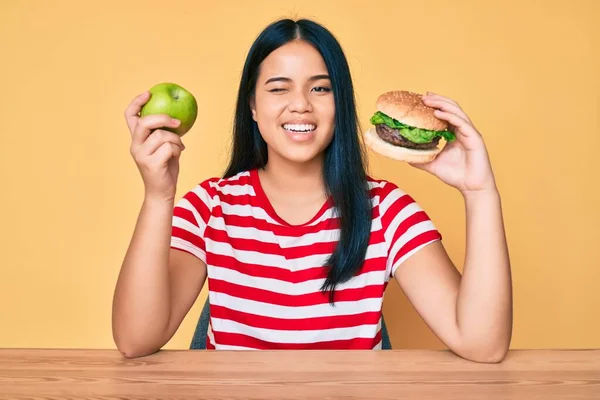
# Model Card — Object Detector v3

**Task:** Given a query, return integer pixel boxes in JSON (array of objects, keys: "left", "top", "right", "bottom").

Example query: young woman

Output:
[{"left": 112, "top": 18, "right": 512, "bottom": 362}]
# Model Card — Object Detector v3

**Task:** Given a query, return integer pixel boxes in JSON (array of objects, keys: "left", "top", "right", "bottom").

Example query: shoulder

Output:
[
  {"left": 366, "top": 175, "right": 437, "bottom": 229},
  {"left": 190, "top": 170, "right": 254, "bottom": 197},
  {"left": 199, "top": 170, "right": 253, "bottom": 194},
  {"left": 366, "top": 175, "right": 411, "bottom": 207},
  {"left": 177, "top": 170, "right": 254, "bottom": 210}
]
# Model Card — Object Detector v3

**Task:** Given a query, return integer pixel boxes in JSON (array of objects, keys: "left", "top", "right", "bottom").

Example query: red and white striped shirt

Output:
[{"left": 170, "top": 169, "right": 441, "bottom": 350}]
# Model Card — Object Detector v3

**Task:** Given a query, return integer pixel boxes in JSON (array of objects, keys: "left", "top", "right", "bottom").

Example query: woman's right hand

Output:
[{"left": 124, "top": 91, "right": 186, "bottom": 202}]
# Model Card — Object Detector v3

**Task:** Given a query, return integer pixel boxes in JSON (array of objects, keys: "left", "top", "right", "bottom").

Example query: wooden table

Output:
[{"left": 0, "top": 349, "right": 598, "bottom": 399}]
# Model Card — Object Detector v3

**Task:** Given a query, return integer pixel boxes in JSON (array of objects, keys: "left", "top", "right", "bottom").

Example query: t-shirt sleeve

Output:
[
  {"left": 378, "top": 181, "right": 443, "bottom": 279},
  {"left": 170, "top": 179, "right": 215, "bottom": 264}
]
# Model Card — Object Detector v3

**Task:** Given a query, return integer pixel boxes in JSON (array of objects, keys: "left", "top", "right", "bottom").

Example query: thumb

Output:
[{"left": 408, "top": 160, "right": 435, "bottom": 174}]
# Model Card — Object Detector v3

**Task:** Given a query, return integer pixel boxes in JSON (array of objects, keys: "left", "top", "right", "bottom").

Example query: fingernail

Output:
[{"left": 172, "top": 118, "right": 181, "bottom": 126}]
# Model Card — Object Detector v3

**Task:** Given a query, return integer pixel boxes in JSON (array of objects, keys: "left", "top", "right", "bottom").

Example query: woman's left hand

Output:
[{"left": 409, "top": 92, "right": 498, "bottom": 196}]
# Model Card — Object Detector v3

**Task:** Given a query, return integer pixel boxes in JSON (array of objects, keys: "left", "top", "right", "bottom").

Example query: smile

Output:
[{"left": 283, "top": 123, "right": 316, "bottom": 133}]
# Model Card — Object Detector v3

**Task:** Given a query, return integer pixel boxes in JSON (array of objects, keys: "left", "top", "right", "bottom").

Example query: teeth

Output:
[{"left": 283, "top": 123, "right": 316, "bottom": 132}]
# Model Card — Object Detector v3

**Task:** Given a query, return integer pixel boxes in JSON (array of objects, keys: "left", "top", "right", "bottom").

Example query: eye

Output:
[
  {"left": 312, "top": 86, "right": 332, "bottom": 93},
  {"left": 268, "top": 88, "right": 287, "bottom": 93}
]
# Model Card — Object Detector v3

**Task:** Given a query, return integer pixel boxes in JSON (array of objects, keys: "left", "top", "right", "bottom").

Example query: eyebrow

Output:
[{"left": 264, "top": 74, "right": 331, "bottom": 84}]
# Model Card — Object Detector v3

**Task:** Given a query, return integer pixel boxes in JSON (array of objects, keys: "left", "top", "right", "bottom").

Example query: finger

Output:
[
  {"left": 139, "top": 129, "right": 185, "bottom": 157},
  {"left": 149, "top": 142, "right": 182, "bottom": 166},
  {"left": 408, "top": 140, "right": 457, "bottom": 171},
  {"left": 433, "top": 110, "right": 479, "bottom": 139},
  {"left": 408, "top": 159, "right": 435, "bottom": 173},
  {"left": 132, "top": 115, "right": 181, "bottom": 148},
  {"left": 422, "top": 97, "right": 472, "bottom": 124},
  {"left": 124, "top": 91, "right": 151, "bottom": 133},
  {"left": 424, "top": 91, "right": 459, "bottom": 107}
]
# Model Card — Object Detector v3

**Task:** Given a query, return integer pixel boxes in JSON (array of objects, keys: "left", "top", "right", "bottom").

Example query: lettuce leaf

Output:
[{"left": 370, "top": 111, "right": 456, "bottom": 144}]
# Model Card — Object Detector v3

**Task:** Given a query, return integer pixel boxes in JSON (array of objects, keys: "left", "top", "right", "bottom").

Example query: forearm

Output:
[
  {"left": 112, "top": 196, "right": 175, "bottom": 357},
  {"left": 456, "top": 189, "right": 513, "bottom": 361}
]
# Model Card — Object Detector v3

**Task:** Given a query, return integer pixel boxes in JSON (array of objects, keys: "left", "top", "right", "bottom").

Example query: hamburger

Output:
[{"left": 364, "top": 90, "right": 456, "bottom": 163}]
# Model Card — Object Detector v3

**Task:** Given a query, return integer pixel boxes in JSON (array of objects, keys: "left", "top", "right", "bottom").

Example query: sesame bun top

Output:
[{"left": 376, "top": 90, "right": 448, "bottom": 131}]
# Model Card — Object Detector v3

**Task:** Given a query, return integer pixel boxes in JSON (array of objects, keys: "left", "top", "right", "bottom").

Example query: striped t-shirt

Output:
[{"left": 170, "top": 169, "right": 441, "bottom": 350}]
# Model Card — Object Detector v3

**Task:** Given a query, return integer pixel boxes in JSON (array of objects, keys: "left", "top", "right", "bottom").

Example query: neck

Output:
[{"left": 260, "top": 153, "right": 326, "bottom": 198}]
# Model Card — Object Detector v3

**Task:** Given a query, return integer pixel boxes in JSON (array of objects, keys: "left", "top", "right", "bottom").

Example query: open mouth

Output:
[{"left": 282, "top": 123, "right": 317, "bottom": 133}]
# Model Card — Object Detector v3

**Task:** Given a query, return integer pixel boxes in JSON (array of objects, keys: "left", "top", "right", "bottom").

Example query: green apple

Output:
[{"left": 140, "top": 82, "right": 198, "bottom": 136}]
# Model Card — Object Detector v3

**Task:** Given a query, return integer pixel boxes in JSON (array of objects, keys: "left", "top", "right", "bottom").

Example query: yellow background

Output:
[{"left": 1, "top": 0, "right": 598, "bottom": 350}]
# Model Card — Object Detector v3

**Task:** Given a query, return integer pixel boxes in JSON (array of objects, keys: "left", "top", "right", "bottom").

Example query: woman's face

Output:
[{"left": 250, "top": 40, "right": 335, "bottom": 166}]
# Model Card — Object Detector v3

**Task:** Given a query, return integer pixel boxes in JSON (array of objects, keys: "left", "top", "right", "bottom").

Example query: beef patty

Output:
[{"left": 375, "top": 124, "right": 440, "bottom": 150}]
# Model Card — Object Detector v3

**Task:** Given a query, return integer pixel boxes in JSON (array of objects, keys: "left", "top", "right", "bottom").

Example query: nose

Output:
[{"left": 288, "top": 90, "right": 313, "bottom": 113}]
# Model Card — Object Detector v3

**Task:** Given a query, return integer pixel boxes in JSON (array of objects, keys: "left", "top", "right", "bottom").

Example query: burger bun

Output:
[
  {"left": 376, "top": 90, "right": 448, "bottom": 131},
  {"left": 363, "top": 128, "right": 441, "bottom": 164}
]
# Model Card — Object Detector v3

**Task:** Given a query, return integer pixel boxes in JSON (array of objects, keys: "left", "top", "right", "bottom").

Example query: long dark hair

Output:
[{"left": 223, "top": 18, "right": 371, "bottom": 304}]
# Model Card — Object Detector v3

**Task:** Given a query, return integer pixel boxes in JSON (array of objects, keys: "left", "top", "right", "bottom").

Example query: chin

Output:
[
  {"left": 284, "top": 149, "right": 323, "bottom": 164},
  {"left": 271, "top": 146, "right": 327, "bottom": 165}
]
